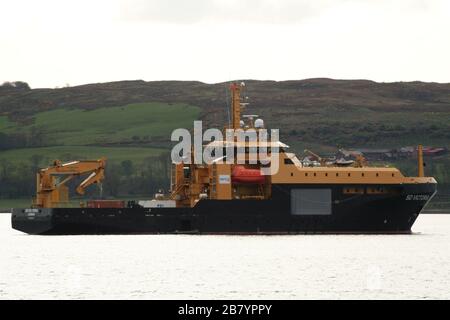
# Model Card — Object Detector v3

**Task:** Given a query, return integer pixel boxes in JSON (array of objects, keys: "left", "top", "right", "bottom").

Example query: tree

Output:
[
  {"left": 30, "top": 154, "right": 44, "bottom": 172},
  {"left": 121, "top": 160, "right": 134, "bottom": 177},
  {"left": 29, "top": 126, "right": 45, "bottom": 147},
  {"left": 1, "top": 81, "right": 30, "bottom": 90},
  {"left": 104, "top": 163, "right": 121, "bottom": 197}
]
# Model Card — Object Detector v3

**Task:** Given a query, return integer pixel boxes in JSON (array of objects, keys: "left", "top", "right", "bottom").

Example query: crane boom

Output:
[
  {"left": 304, "top": 149, "right": 322, "bottom": 162},
  {"left": 76, "top": 170, "right": 105, "bottom": 195},
  {"left": 33, "top": 158, "right": 106, "bottom": 208}
]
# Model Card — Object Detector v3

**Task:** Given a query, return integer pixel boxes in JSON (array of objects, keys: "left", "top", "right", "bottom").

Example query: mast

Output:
[
  {"left": 417, "top": 144, "right": 424, "bottom": 177},
  {"left": 230, "top": 83, "right": 242, "bottom": 130}
]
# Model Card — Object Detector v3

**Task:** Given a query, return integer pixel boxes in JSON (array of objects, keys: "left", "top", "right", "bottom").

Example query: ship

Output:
[{"left": 11, "top": 83, "right": 437, "bottom": 235}]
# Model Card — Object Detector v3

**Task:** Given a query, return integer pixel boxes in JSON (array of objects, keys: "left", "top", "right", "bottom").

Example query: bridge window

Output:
[{"left": 284, "top": 158, "right": 294, "bottom": 165}]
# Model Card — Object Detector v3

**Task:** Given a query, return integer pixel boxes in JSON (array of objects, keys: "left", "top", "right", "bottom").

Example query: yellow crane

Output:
[{"left": 33, "top": 158, "right": 106, "bottom": 208}]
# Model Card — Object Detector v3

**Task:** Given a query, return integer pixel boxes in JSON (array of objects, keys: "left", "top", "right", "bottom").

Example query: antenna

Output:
[{"left": 225, "top": 84, "right": 231, "bottom": 129}]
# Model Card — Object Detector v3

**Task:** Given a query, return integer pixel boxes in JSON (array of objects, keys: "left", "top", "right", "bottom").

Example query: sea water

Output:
[{"left": 0, "top": 213, "right": 449, "bottom": 299}]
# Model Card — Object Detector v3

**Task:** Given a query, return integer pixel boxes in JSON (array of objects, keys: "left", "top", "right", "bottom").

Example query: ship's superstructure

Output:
[
  {"left": 11, "top": 83, "right": 437, "bottom": 235},
  {"left": 168, "top": 84, "right": 435, "bottom": 210}
]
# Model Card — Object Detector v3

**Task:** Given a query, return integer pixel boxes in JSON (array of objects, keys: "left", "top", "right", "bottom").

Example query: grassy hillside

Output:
[
  {"left": 0, "top": 102, "right": 200, "bottom": 147},
  {"left": 1, "top": 79, "right": 449, "bottom": 151},
  {"left": 0, "top": 101, "right": 200, "bottom": 165}
]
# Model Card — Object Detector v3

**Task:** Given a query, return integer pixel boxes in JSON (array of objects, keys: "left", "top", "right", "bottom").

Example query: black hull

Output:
[{"left": 12, "top": 183, "right": 437, "bottom": 235}]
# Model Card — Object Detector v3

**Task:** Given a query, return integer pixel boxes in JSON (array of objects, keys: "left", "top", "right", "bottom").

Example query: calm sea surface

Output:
[{"left": 0, "top": 213, "right": 449, "bottom": 299}]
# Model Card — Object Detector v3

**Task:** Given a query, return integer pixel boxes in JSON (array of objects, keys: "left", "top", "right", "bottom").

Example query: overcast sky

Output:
[{"left": 1, "top": 0, "right": 449, "bottom": 88}]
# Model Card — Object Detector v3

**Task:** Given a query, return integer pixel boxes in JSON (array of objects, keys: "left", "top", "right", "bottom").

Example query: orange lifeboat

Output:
[{"left": 232, "top": 166, "right": 265, "bottom": 184}]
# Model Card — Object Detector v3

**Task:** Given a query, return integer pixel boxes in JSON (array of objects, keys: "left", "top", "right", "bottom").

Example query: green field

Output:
[
  {"left": 0, "top": 102, "right": 200, "bottom": 146},
  {"left": 0, "top": 101, "right": 200, "bottom": 165},
  {"left": 0, "top": 116, "right": 12, "bottom": 129}
]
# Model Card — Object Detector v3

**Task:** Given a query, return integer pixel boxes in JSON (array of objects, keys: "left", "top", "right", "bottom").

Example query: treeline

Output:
[
  {"left": 1, "top": 151, "right": 449, "bottom": 209},
  {"left": 0, "top": 153, "right": 172, "bottom": 200},
  {"left": 0, "top": 159, "right": 37, "bottom": 198},
  {"left": 0, "top": 81, "right": 30, "bottom": 91},
  {"left": 0, "top": 127, "right": 46, "bottom": 150},
  {"left": 0, "top": 132, "right": 28, "bottom": 150},
  {"left": 103, "top": 153, "right": 172, "bottom": 197}
]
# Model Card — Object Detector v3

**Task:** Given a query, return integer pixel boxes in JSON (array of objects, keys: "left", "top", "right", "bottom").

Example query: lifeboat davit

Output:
[{"left": 232, "top": 166, "right": 265, "bottom": 184}]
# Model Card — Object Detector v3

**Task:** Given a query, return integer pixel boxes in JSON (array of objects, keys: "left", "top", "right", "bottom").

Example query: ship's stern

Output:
[{"left": 11, "top": 208, "right": 54, "bottom": 235}]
